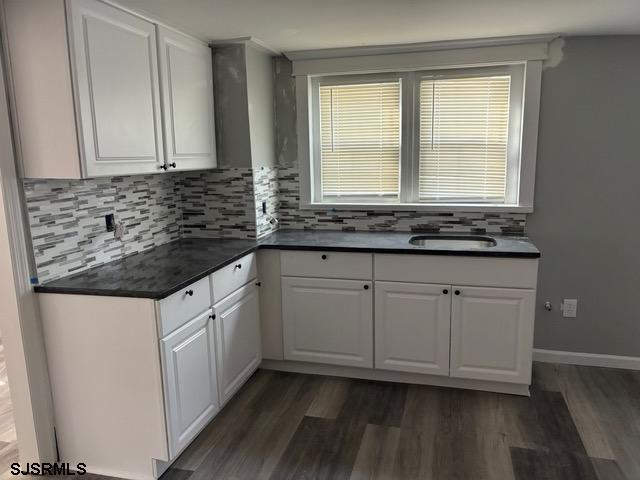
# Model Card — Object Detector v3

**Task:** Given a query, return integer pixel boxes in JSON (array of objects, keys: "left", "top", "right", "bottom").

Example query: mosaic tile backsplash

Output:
[
  {"left": 181, "top": 168, "right": 256, "bottom": 239},
  {"left": 24, "top": 173, "right": 183, "bottom": 282},
  {"left": 278, "top": 166, "right": 526, "bottom": 234},
  {"left": 25, "top": 164, "right": 527, "bottom": 283},
  {"left": 253, "top": 166, "right": 280, "bottom": 238}
]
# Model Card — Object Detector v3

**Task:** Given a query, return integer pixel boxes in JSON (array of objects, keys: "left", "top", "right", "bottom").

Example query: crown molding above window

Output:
[
  {"left": 285, "top": 34, "right": 559, "bottom": 61},
  {"left": 286, "top": 34, "right": 559, "bottom": 76}
]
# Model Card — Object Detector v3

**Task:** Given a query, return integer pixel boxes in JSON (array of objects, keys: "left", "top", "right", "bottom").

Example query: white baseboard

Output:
[{"left": 533, "top": 348, "right": 640, "bottom": 371}]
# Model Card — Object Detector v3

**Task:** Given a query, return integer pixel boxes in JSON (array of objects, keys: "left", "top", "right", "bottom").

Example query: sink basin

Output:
[{"left": 409, "top": 235, "right": 497, "bottom": 249}]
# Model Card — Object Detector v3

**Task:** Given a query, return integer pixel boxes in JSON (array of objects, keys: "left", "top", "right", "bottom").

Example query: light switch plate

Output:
[{"left": 562, "top": 299, "right": 577, "bottom": 318}]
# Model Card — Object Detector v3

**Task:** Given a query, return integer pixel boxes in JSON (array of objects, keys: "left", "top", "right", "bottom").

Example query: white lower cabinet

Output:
[
  {"left": 161, "top": 309, "right": 219, "bottom": 459},
  {"left": 214, "top": 283, "right": 262, "bottom": 405},
  {"left": 450, "top": 286, "right": 536, "bottom": 384},
  {"left": 282, "top": 277, "right": 373, "bottom": 368},
  {"left": 375, "top": 281, "right": 451, "bottom": 376}
]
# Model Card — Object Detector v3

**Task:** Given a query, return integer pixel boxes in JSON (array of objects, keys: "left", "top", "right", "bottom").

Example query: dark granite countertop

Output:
[
  {"left": 258, "top": 230, "right": 540, "bottom": 258},
  {"left": 34, "top": 238, "right": 258, "bottom": 299},
  {"left": 34, "top": 230, "right": 539, "bottom": 299}
]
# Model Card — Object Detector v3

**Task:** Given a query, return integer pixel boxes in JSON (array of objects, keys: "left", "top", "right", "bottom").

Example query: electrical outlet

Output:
[
  {"left": 105, "top": 213, "right": 115, "bottom": 232},
  {"left": 562, "top": 299, "right": 577, "bottom": 318}
]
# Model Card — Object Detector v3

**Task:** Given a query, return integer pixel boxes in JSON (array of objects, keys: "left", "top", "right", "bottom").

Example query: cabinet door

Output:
[
  {"left": 282, "top": 277, "right": 373, "bottom": 368},
  {"left": 161, "top": 309, "right": 219, "bottom": 459},
  {"left": 157, "top": 27, "right": 216, "bottom": 171},
  {"left": 375, "top": 281, "right": 451, "bottom": 375},
  {"left": 450, "top": 286, "right": 535, "bottom": 384},
  {"left": 214, "top": 283, "right": 261, "bottom": 405},
  {"left": 68, "top": 0, "right": 164, "bottom": 176}
]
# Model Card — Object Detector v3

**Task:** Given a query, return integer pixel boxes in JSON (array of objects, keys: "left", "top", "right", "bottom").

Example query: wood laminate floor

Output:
[
  {"left": 156, "top": 363, "right": 640, "bottom": 480},
  {"left": 11, "top": 362, "right": 640, "bottom": 480}
]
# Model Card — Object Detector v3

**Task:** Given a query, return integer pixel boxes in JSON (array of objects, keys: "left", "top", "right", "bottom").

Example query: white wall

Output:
[{"left": 0, "top": 38, "right": 57, "bottom": 462}]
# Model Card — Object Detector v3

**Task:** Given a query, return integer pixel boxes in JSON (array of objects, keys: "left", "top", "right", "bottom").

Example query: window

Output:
[
  {"left": 306, "top": 64, "right": 532, "bottom": 210},
  {"left": 318, "top": 80, "right": 401, "bottom": 201},
  {"left": 419, "top": 72, "right": 517, "bottom": 203}
]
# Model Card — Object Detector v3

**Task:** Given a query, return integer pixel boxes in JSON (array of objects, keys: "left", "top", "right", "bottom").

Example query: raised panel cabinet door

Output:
[
  {"left": 68, "top": 0, "right": 164, "bottom": 176},
  {"left": 450, "top": 286, "right": 536, "bottom": 384},
  {"left": 214, "top": 283, "right": 261, "bottom": 405},
  {"left": 282, "top": 277, "right": 373, "bottom": 368},
  {"left": 157, "top": 26, "right": 216, "bottom": 171},
  {"left": 375, "top": 281, "right": 451, "bottom": 375},
  {"left": 161, "top": 309, "right": 219, "bottom": 459}
]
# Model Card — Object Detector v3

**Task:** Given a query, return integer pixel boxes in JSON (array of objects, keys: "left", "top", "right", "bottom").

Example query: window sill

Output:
[{"left": 300, "top": 202, "right": 533, "bottom": 214}]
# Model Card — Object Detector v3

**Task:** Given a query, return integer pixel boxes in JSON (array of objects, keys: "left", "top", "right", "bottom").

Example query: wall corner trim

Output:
[{"left": 533, "top": 348, "right": 640, "bottom": 371}]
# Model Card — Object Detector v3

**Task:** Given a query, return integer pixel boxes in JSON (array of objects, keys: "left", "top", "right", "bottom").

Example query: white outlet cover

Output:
[{"left": 562, "top": 299, "right": 578, "bottom": 318}]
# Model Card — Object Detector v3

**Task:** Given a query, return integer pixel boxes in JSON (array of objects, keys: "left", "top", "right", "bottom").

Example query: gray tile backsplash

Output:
[
  {"left": 254, "top": 166, "right": 280, "bottom": 238},
  {"left": 24, "top": 167, "right": 274, "bottom": 283},
  {"left": 24, "top": 173, "right": 182, "bottom": 282},
  {"left": 24, "top": 164, "right": 527, "bottom": 284},
  {"left": 181, "top": 168, "right": 256, "bottom": 239},
  {"left": 278, "top": 166, "right": 526, "bottom": 234}
]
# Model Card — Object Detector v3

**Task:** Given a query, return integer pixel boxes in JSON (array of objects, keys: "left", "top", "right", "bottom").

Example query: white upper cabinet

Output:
[
  {"left": 2, "top": 0, "right": 217, "bottom": 178},
  {"left": 157, "top": 27, "right": 216, "bottom": 171},
  {"left": 450, "top": 286, "right": 535, "bottom": 384},
  {"left": 375, "top": 281, "right": 451, "bottom": 376},
  {"left": 68, "top": 0, "right": 164, "bottom": 176}
]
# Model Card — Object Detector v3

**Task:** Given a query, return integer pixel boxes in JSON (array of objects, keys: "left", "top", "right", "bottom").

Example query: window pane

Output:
[
  {"left": 319, "top": 81, "right": 401, "bottom": 199},
  {"left": 419, "top": 75, "right": 511, "bottom": 202}
]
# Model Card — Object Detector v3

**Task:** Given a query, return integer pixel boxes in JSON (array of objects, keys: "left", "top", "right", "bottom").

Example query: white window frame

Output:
[
  {"left": 294, "top": 37, "right": 548, "bottom": 213},
  {"left": 412, "top": 64, "right": 524, "bottom": 205},
  {"left": 310, "top": 73, "right": 407, "bottom": 204}
]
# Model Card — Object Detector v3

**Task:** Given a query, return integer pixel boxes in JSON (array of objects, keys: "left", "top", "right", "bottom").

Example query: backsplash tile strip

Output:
[
  {"left": 24, "top": 164, "right": 526, "bottom": 284},
  {"left": 180, "top": 168, "right": 257, "bottom": 239},
  {"left": 253, "top": 166, "right": 280, "bottom": 238},
  {"left": 24, "top": 173, "right": 183, "bottom": 283},
  {"left": 278, "top": 166, "right": 526, "bottom": 233}
]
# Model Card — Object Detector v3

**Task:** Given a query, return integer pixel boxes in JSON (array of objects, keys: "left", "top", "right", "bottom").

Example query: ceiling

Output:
[{"left": 115, "top": 0, "right": 640, "bottom": 53}]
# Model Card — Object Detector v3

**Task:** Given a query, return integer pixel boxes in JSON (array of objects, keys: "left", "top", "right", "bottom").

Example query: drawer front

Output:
[
  {"left": 375, "top": 254, "right": 538, "bottom": 289},
  {"left": 158, "top": 276, "right": 211, "bottom": 337},
  {"left": 280, "top": 250, "right": 372, "bottom": 280},
  {"left": 211, "top": 253, "right": 257, "bottom": 303}
]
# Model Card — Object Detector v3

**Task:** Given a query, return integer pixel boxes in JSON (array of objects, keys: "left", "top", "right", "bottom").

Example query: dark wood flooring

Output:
[
  {"left": 157, "top": 363, "right": 640, "bottom": 480},
  {"left": 49, "top": 362, "right": 640, "bottom": 479}
]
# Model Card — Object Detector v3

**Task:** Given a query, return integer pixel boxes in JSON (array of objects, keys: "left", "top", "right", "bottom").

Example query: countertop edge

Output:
[
  {"left": 34, "top": 241, "right": 540, "bottom": 300},
  {"left": 259, "top": 243, "right": 541, "bottom": 258}
]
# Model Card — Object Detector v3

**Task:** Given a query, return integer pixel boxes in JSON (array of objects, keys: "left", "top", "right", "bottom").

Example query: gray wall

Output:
[
  {"left": 272, "top": 36, "right": 640, "bottom": 357},
  {"left": 528, "top": 36, "right": 640, "bottom": 357},
  {"left": 274, "top": 57, "right": 297, "bottom": 166},
  {"left": 245, "top": 45, "right": 276, "bottom": 168},
  {"left": 212, "top": 44, "right": 252, "bottom": 168}
]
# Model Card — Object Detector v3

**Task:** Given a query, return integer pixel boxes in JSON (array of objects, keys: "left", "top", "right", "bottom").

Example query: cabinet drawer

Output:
[
  {"left": 158, "top": 276, "right": 211, "bottom": 337},
  {"left": 211, "top": 253, "right": 257, "bottom": 303},
  {"left": 375, "top": 254, "right": 538, "bottom": 288},
  {"left": 280, "top": 251, "right": 372, "bottom": 280}
]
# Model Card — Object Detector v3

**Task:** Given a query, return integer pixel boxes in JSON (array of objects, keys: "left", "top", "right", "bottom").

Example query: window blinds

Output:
[
  {"left": 419, "top": 75, "right": 511, "bottom": 202},
  {"left": 319, "top": 81, "right": 401, "bottom": 198}
]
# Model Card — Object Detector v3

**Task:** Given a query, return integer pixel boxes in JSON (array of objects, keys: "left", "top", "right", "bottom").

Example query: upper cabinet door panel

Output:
[
  {"left": 157, "top": 27, "right": 216, "bottom": 171},
  {"left": 68, "top": 0, "right": 164, "bottom": 176}
]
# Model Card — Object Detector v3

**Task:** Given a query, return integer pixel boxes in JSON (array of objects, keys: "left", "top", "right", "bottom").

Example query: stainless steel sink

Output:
[{"left": 409, "top": 235, "right": 497, "bottom": 249}]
